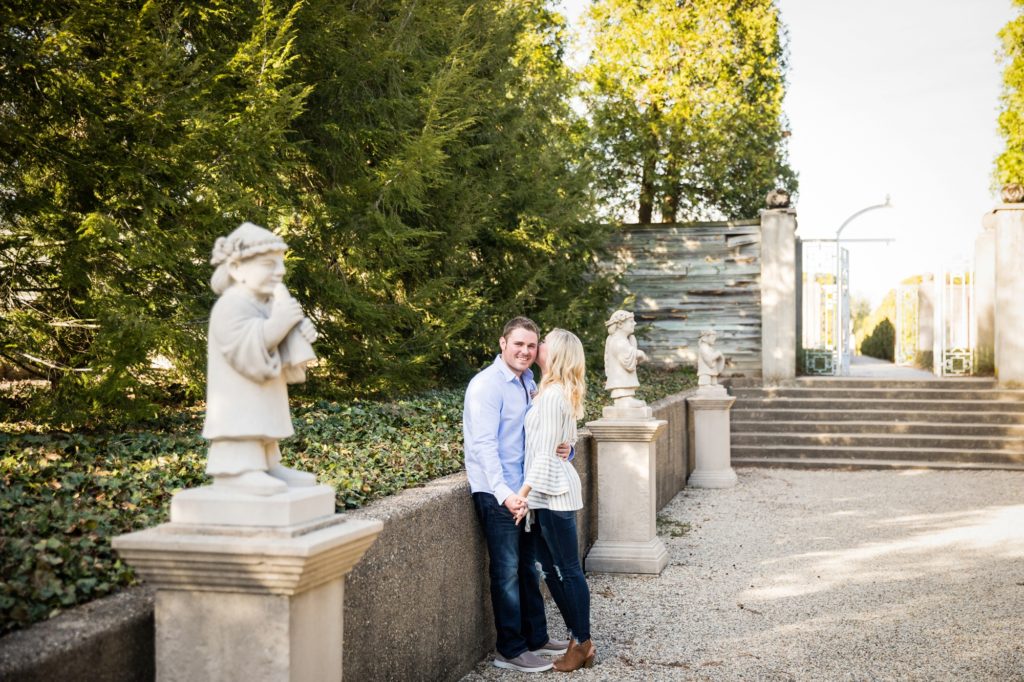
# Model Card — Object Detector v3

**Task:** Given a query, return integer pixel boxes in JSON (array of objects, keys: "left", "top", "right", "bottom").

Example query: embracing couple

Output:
[{"left": 463, "top": 316, "right": 595, "bottom": 673}]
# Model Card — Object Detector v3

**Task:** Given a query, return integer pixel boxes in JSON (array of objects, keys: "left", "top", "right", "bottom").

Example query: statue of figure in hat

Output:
[
  {"left": 202, "top": 222, "right": 319, "bottom": 496},
  {"left": 603, "top": 309, "right": 648, "bottom": 408}
]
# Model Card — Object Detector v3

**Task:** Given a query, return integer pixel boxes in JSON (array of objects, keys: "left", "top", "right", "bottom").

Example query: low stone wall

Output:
[
  {"left": 0, "top": 586, "right": 155, "bottom": 682},
  {"left": 0, "top": 389, "right": 693, "bottom": 682}
]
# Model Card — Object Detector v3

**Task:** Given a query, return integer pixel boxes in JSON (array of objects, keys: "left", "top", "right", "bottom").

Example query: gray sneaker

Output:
[
  {"left": 531, "top": 638, "right": 570, "bottom": 656},
  {"left": 493, "top": 651, "right": 554, "bottom": 673}
]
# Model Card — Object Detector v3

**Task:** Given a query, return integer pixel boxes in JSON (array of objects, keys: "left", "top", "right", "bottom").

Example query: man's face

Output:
[{"left": 499, "top": 327, "right": 538, "bottom": 376}]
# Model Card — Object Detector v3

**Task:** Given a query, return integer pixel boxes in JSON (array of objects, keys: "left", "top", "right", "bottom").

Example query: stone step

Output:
[
  {"left": 727, "top": 377, "right": 996, "bottom": 390},
  {"left": 730, "top": 420, "right": 1024, "bottom": 437},
  {"left": 730, "top": 408, "right": 1024, "bottom": 425},
  {"left": 732, "top": 456, "right": 1024, "bottom": 472},
  {"left": 731, "top": 387, "right": 1024, "bottom": 402},
  {"left": 730, "top": 444, "right": 1024, "bottom": 465},
  {"left": 730, "top": 398, "right": 1024, "bottom": 413},
  {"left": 733, "top": 431, "right": 1024, "bottom": 452}
]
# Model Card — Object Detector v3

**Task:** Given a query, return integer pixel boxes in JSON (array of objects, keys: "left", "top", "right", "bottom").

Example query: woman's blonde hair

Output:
[{"left": 539, "top": 328, "right": 586, "bottom": 419}]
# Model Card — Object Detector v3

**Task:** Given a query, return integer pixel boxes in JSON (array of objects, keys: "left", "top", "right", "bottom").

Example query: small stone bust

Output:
[
  {"left": 697, "top": 330, "right": 725, "bottom": 388},
  {"left": 766, "top": 188, "right": 791, "bottom": 209},
  {"left": 1002, "top": 183, "right": 1024, "bottom": 204},
  {"left": 202, "top": 222, "right": 319, "bottom": 496},
  {"left": 604, "top": 310, "right": 648, "bottom": 408}
]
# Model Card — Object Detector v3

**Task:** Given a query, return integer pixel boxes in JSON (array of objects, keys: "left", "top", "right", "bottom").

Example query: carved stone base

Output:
[
  {"left": 113, "top": 515, "right": 382, "bottom": 682},
  {"left": 689, "top": 393, "right": 737, "bottom": 489},
  {"left": 584, "top": 415, "right": 668, "bottom": 576},
  {"left": 688, "top": 467, "right": 738, "bottom": 489},
  {"left": 585, "top": 537, "right": 668, "bottom": 575},
  {"left": 170, "top": 484, "right": 335, "bottom": 527}
]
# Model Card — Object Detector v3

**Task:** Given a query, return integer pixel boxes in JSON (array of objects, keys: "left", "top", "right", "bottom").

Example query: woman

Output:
[{"left": 514, "top": 328, "right": 595, "bottom": 671}]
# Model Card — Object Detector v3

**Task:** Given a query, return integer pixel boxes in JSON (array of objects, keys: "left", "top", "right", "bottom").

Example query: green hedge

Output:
[{"left": 0, "top": 366, "right": 695, "bottom": 635}]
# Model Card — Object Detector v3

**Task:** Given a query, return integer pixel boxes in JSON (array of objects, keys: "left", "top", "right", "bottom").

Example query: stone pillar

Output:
[
  {"left": 994, "top": 197, "right": 1024, "bottom": 385},
  {"left": 760, "top": 205, "right": 798, "bottom": 383},
  {"left": 584, "top": 406, "right": 668, "bottom": 574},
  {"left": 113, "top": 488, "right": 382, "bottom": 682},
  {"left": 975, "top": 213, "right": 997, "bottom": 374},
  {"left": 917, "top": 276, "right": 935, "bottom": 371},
  {"left": 687, "top": 387, "right": 738, "bottom": 488}
]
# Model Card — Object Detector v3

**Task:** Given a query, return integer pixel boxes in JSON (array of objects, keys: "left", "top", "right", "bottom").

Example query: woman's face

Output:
[
  {"left": 231, "top": 251, "right": 286, "bottom": 298},
  {"left": 537, "top": 339, "right": 549, "bottom": 373}
]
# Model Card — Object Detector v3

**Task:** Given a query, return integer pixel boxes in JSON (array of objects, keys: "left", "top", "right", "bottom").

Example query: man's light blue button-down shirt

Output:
[{"left": 463, "top": 355, "right": 536, "bottom": 505}]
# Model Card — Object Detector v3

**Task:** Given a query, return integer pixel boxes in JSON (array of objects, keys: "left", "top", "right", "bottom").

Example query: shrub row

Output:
[{"left": 0, "top": 366, "right": 695, "bottom": 635}]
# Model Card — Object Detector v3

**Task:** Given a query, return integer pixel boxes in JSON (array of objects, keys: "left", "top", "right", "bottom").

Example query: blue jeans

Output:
[
  {"left": 473, "top": 493, "right": 550, "bottom": 658},
  {"left": 533, "top": 508, "right": 591, "bottom": 643}
]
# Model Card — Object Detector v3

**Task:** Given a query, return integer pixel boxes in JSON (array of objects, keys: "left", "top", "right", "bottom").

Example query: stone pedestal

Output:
[
  {"left": 584, "top": 412, "right": 668, "bottom": 574},
  {"left": 993, "top": 204, "right": 1024, "bottom": 385},
  {"left": 760, "top": 208, "right": 798, "bottom": 383},
  {"left": 975, "top": 213, "right": 996, "bottom": 374},
  {"left": 688, "top": 388, "right": 737, "bottom": 488},
  {"left": 113, "top": 489, "right": 382, "bottom": 682}
]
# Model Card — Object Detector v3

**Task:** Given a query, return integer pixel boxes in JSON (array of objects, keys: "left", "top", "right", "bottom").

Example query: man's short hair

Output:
[{"left": 502, "top": 316, "right": 540, "bottom": 340}]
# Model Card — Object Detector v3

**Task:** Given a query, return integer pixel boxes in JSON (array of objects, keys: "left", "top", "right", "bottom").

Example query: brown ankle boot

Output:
[{"left": 553, "top": 639, "right": 595, "bottom": 672}]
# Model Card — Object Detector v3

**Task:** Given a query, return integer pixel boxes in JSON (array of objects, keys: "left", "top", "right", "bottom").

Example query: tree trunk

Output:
[{"left": 638, "top": 151, "right": 655, "bottom": 224}]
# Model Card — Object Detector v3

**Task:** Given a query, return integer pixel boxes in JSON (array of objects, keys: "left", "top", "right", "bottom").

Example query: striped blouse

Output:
[{"left": 523, "top": 384, "right": 583, "bottom": 512}]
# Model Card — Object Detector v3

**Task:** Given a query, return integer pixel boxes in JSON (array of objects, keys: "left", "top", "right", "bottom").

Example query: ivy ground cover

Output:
[{"left": 0, "top": 367, "right": 694, "bottom": 635}]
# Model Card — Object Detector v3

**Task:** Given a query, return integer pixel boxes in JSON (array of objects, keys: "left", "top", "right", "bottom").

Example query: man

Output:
[{"left": 463, "top": 316, "right": 570, "bottom": 673}]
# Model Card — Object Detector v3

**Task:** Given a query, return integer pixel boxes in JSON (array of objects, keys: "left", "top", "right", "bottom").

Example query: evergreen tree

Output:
[
  {"left": 582, "top": 0, "right": 797, "bottom": 223},
  {"left": 0, "top": 1, "right": 310, "bottom": 423},
  {"left": 0, "top": 0, "right": 611, "bottom": 423}
]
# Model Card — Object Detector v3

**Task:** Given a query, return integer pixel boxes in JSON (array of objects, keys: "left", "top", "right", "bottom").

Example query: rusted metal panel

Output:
[{"left": 602, "top": 220, "right": 763, "bottom": 377}]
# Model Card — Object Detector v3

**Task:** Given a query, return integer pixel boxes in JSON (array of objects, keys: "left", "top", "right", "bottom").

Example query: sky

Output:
[{"left": 557, "top": 0, "right": 1015, "bottom": 307}]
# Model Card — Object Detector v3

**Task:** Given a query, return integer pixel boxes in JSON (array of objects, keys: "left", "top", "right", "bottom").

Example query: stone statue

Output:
[
  {"left": 604, "top": 310, "right": 648, "bottom": 408},
  {"left": 697, "top": 329, "right": 726, "bottom": 393},
  {"left": 202, "top": 222, "right": 319, "bottom": 496},
  {"left": 765, "top": 188, "right": 791, "bottom": 209}
]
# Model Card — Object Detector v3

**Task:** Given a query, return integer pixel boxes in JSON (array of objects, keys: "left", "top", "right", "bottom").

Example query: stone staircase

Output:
[{"left": 729, "top": 377, "right": 1024, "bottom": 470}]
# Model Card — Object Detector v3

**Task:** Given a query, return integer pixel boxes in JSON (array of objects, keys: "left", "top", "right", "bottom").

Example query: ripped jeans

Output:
[{"left": 533, "top": 508, "right": 591, "bottom": 643}]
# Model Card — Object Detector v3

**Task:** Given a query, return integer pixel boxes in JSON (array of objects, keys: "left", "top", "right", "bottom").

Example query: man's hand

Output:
[
  {"left": 503, "top": 493, "right": 526, "bottom": 516},
  {"left": 555, "top": 442, "right": 572, "bottom": 461}
]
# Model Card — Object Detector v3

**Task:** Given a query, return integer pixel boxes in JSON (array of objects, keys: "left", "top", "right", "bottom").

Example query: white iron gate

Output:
[
  {"left": 933, "top": 266, "right": 974, "bottom": 376},
  {"left": 801, "top": 241, "right": 849, "bottom": 375}
]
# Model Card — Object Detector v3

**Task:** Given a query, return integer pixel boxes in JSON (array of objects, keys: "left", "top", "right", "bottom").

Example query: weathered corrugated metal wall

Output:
[{"left": 604, "top": 220, "right": 763, "bottom": 378}]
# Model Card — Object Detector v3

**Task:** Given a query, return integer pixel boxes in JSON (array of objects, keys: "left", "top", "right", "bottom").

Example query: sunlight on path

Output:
[{"left": 463, "top": 469, "right": 1024, "bottom": 681}]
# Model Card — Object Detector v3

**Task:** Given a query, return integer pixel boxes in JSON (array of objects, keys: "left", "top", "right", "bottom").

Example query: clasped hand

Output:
[{"left": 504, "top": 494, "right": 529, "bottom": 525}]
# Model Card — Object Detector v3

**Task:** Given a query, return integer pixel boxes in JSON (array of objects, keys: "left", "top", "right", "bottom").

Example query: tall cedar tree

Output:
[
  {"left": 286, "top": 0, "right": 612, "bottom": 394},
  {"left": 0, "top": 1, "right": 311, "bottom": 424},
  {"left": 0, "top": 1, "right": 611, "bottom": 425},
  {"left": 582, "top": 0, "right": 797, "bottom": 223},
  {"left": 997, "top": 0, "right": 1024, "bottom": 186}
]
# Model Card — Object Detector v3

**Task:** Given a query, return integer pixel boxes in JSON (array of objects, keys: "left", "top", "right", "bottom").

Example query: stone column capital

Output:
[
  {"left": 113, "top": 516, "right": 383, "bottom": 596},
  {"left": 991, "top": 203, "right": 1024, "bottom": 213},
  {"left": 585, "top": 418, "right": 667, "bottom": 443},
  {"left": 687, "top": 394, "right": 736, "bottom": 411}
]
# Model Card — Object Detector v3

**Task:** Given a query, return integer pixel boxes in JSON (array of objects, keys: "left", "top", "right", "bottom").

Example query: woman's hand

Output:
[{"left": 513, "top": 501, "right": 529, "bottom": 525}]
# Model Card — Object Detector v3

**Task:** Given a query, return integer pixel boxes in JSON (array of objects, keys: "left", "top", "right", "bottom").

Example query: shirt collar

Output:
[{"left": 492, "top": 355, "right": 534, "bottom": 384}]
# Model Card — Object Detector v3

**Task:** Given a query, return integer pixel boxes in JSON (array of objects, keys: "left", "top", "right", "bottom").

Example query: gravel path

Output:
[{"left": 461, "top": 468, "right": 1024, "bottom": 681}]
